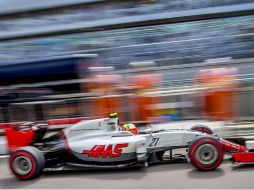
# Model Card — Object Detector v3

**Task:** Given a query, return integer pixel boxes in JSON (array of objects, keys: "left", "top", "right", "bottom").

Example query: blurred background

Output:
[{"left": 0, "top": 0, "right": 253, "bottom": 127}]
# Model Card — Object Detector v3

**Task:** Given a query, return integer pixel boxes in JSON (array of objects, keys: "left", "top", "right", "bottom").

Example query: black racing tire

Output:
[
  {"left": 189, "top": 137, "right": 223, "bottom": 171},
  {"left": 191, "top": 125, "right": 213, "bottom": 135},
  {"left": 9, "top": 146, "right": 45, "bottom": 180}
]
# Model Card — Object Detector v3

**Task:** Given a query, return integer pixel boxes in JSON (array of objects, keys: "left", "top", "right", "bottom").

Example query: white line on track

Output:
[{"left": 0, "top": 155, "right": 9, "bottom": 158}]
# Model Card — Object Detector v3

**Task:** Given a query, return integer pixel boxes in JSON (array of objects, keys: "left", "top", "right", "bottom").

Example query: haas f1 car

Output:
[{"left": 4, "top": 114, "right": 254, "bottom": 180}]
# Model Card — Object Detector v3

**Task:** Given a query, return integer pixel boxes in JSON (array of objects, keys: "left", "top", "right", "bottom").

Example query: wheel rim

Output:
[
  {"left": 195, "top": 144, "right": 218, "bottom": 165},
  {"left": 12, "top": 156, "right": 32, "bottom": 176}
]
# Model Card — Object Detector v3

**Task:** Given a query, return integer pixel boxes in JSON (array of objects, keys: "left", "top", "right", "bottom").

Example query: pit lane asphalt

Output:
[{"left": 0, "top": 158, "right": 254, "bottom": 189}]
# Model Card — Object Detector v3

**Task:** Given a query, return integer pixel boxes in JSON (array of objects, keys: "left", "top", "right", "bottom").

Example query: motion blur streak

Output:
[{"left": 0, "top": 0, "right": 254, "bottom": 152}]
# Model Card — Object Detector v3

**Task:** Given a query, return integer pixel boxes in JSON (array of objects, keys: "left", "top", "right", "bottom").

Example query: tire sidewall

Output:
[
  {"left": 189, "top": 137, "right": 223, "bottom": 171},
  {"left": 9, "top": 147, "right": 44, "bottom": 180},
  {"left": 10, "top": 151, "right": 37, "bottom": 180}
]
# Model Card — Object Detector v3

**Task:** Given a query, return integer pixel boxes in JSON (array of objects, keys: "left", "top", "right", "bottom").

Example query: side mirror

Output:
[{"left": 145, "top": 124, "right": 153, "bottom": 136}]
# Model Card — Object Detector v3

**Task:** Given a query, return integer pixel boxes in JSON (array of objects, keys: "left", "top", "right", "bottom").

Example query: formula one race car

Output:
[{"left": 4, "top": 113, "right": 253, "bottom": 180}]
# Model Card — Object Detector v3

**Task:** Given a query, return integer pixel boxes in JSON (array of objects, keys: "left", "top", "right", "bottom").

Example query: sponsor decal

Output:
[
  {"left": 220, "top": 139, "right": 239, "bottom": 149},
  {"left": 83, "top": 143, "right": 128, "bottom": 158}
]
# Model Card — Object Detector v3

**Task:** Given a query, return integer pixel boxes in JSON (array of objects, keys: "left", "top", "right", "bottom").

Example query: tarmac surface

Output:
[{"left": 1, "top": 157, "right": 254, "bottom": 189}]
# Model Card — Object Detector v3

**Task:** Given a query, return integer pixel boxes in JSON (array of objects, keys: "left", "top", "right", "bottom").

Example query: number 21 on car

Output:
[{"left": 149, "top": 138, "right": 160, "bottom": 147}]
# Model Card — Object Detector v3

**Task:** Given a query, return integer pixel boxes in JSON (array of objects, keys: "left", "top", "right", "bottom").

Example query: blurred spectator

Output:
[
  {"left": 128, "top": 61, "right": 162, "bottom": 122},
  {"left": 194, "top": 58, "right": 239, "bottom": 121},
  {"left": 84, "top": 66, "right": 123, "bottom": 118}
]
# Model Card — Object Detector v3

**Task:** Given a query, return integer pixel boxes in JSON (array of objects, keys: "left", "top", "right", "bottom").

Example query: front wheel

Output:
[
  {"left": 9, "top": 146, "right": 45, "bottom": 180},
  {"left": 189, "top": 137, "right": 223, "bottom": 171}
]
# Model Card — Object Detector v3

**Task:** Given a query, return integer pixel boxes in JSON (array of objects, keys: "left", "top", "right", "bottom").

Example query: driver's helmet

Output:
[{"left": 122, "top": 123, "right": 139, "bottom": 135}]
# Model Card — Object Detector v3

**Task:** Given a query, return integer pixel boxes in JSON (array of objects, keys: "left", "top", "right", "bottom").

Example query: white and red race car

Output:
[{"left": 4, "top": 114, "right": 254, "bottom": 180}]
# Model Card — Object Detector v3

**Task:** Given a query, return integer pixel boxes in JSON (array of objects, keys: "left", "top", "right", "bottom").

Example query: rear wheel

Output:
[
  {"left": 189, "top": 137, "right": 223, "bottom": 171},
  {"left": 9, "top": 146, "right": 45, "bottom": 180}
]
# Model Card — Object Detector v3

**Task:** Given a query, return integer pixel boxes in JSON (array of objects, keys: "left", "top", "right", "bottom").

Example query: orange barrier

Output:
[
  {"left": 83, "top": 70, "right": 123, "bottom": 119},
  {"left": 94, "top": 96, "right": 121, "bottom": 118},
  {"left": 131, "top": 95, "right": 158, "bottom": 121}
]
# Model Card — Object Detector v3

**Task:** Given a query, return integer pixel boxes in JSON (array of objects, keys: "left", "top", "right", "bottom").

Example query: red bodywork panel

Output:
[
  {"left": 60, "top": 131, "right": 73, "bottom": 156},
  {"left": 0, "top": 122, "right": 27, "bottom": 129},
  {"left": 219, "top": 139, "right": 246, "bottom": 153},
  {"left": 219, "top": 139, "right": 254, "bottom": 163},
  {"left": 5, "top": 128, "right": 35, "bottom": 152},
  {"left": 232, "top": 152, "right": 254, "bottom": 163}
]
